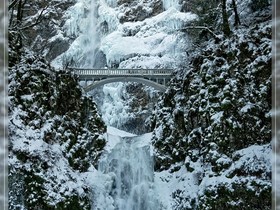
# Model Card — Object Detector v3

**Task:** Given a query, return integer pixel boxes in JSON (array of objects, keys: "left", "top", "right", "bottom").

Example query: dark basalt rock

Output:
[
  {"left": 9, "top": 53, "right": 106, "bottom": 210},
  {"left": 118, "top": 0, "right": 163, "bottom": 23}
]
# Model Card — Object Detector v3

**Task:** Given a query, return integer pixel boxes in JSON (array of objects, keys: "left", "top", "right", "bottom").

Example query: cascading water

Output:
[
  {"left": 55, "top": 0, "right": 107, "bottom": 68},
  {"left": 96, "top": 135, "right": 161, "bottom": 210},
  {"left": 82, "top": 0, "right": 101, "bottom": 68}
]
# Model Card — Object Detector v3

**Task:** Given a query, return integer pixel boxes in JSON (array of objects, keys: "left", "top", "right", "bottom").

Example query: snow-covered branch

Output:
[
  {"left": 18, "top": 6, "right": 48, "bottom": 30},
  {"left": 8, "top": 0, "right": 19, "bottom": 11},
  {"left": 180, "top": 26, "right": 221, "bottom": 41}
]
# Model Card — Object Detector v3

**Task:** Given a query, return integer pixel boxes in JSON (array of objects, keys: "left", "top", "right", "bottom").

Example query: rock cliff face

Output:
[
  {"left": 9, "top": 2, "right": 108, "bottom": 208},
  {"left": 117, "top": 0, "right": 163, "bottom": 23},
  {"left": 152, "top": 21, "right": 271, "bottom": 170},
  {"left": 8, "top": 50, "right": 106, "bottom": 209},
  {"left": 151, "top": 1, "right": 272, "bottom": 209},
  {"left": 15, "top": 0, "right": 76, "bottom": 62}
]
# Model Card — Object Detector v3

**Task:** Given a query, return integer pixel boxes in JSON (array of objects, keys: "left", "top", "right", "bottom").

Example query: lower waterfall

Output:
[{"left": 92, "top": 129, "right": 161, "bottom": 210}]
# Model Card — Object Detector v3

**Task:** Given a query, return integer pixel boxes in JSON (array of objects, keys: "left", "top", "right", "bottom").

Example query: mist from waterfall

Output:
[{"left": 95, "top": 134, "right": 161, "bottom": 210}]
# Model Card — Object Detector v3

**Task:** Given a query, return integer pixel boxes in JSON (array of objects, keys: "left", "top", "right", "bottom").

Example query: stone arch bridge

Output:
[{"left": 69, "top": 67, "right": 173, "bottom": 92}]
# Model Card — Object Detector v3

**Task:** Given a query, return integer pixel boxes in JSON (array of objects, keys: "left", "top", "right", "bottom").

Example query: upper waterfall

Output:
[
  {"left": 52, "top": 0, "right": 105, "bottom": 68},
  {"left": 51, "top": 0, "right": 198, "bottom": 69}
]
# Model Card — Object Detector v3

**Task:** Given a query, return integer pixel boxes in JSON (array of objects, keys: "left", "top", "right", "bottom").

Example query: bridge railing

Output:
[{"left": 68, "top": 67, "right": 172, "bottom": 76}]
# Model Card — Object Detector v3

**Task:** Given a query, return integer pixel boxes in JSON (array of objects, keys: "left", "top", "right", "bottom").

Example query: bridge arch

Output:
[{"left": 84, "top": 77, "right": 167, "bottom": 92}]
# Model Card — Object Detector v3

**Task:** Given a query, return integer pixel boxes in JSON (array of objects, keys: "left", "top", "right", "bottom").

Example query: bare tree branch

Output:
[
  {"left": 232, "top": 0, "right": 241, "bottom": 27},
  {"left": 18, "top": 6, "right": 48, "bottom": 30},
  {"left": 16, "top": 0, "right": 23, "bottom": 22},
  {"left": 222, "top": 0, "right": 231, "bottom": 36},
  {"left": 180, "top": 26, "right": 220, "bottom": 40},
  {"left": 8, "top": 0, "right": 19, "bottom": 11}
]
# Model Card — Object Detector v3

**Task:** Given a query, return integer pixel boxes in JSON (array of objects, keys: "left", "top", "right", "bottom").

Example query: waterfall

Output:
[
  {"left": 53, "top": 0, "right": 107, "bottom": 68},
  {"left": 49, "top": 0, "right": 201, "bottom": 209},
  {"left": 162, "top": 0, "right": 181, "bottom": 11},
  {"left": 95, "top": 135, "right": 161, "bottom": 210},
  {"left": 82, "top": 0, "right": 101, "bottom": 68}
]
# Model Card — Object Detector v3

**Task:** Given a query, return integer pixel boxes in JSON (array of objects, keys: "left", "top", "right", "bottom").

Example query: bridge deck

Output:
[
  {"left": 68, "top": 67, "right": 172, "bottom": 91},
  {"left": 68, "top": 67, "right": 173, "bottom": 79}
]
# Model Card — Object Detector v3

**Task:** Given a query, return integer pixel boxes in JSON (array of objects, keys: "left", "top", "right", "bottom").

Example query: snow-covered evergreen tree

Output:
[
  {"left": 152, "top": 0, "right": 272, "bottom": 209},
  {"left": 8, "top": 2, "right": 107, "bottom": 208}
]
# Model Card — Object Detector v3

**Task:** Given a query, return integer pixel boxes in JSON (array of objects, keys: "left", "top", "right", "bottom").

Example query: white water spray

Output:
[{"left": 96, "top": 135, "right": 161, "bottom": 210}]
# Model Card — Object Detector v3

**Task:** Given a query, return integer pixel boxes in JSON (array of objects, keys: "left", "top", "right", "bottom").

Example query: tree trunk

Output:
[
  {"left": 16, "top": 0, "right": 23, "bottom": 23},
  {"left": 232, "top": 0, "right": 241, "bottom": 27},
  {"left": 9, "top": 6, "right": 15, "bottom": 27},
  {"left": 222, "top": 0, "right": 231, "bottom": 36}
]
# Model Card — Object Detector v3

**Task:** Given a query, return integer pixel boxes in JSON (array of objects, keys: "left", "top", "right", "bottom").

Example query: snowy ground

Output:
[{"left": 103, "top": 126, "right": 137, "bottom": 152}]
